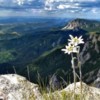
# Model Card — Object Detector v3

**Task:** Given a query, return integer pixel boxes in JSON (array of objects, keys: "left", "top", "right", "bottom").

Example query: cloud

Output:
[
  {"left": 0, "top": 0, "right": 100, "bottom": 18},
  {"left": 91, "top": 8, "right": 100, "bottom": 14},
  {"left": 92, "top": 8, "right": 97, "bottom": 13},
  {"left": 57, "top": 3, "right": 80, "bottom": 10},
  {"left": 43, "top": 0, "right": 100, "bottom": 18},
  {"left": 16, "top": 0, "right": 25, "bottom": 5}
]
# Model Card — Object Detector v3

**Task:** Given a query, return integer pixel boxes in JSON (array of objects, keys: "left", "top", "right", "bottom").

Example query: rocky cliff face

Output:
[
  {"left": 80, "top": 33, "right": 100, "bottom": 87},
  {"left": 81, "top": 33, "right": 100, "bottom": 64},
  {"left": 62, "top": 18, "right": 100, "bottom": 30}
]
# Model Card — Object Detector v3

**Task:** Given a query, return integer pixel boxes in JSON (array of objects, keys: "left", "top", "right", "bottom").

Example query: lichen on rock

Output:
[{"left": 0, "top": 74, "right": 42, "bottom": 100}]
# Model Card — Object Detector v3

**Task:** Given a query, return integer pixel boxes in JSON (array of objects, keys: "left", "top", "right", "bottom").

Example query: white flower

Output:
[
  {"left": 68, "top": 35, "right": 84, "bottom": 46},
  {"left": 61, "top": 43, "right": 78, "bottom": 54}
]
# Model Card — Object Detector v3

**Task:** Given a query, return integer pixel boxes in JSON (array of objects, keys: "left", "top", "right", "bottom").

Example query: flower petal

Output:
[
  {"left": 69, "top": 35, "right": 74, "bottom": 39},
  {"left": 79, "top": 36, "right": 82, "bottom": 39}
]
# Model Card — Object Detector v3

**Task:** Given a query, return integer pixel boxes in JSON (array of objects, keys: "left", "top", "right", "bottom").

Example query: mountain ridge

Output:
[{"left": 62, "top": 18, "right": 100, "bottom": 32}]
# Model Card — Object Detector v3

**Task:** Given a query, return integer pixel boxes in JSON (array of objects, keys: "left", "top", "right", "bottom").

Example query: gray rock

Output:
[
  {"left": 49, "top": 74, "right": 60, "bottom": 91},
  {"left": 0, "top": 74, "right": 42, "bottom": 100},
  {"left": 80, "top": 53, "right": 91, "bottom": 64},
  {"left": 63, "top": 82, "right": 100, "bottom": 100},
  {"left": 94, "top": 78, "right": 100, "bottom": 88},
  {"left": 95, "top": 43, "right": 99, "bottom": 53},
  {"left": 46, "top": 82, "right": 100, "bottom": 100}
]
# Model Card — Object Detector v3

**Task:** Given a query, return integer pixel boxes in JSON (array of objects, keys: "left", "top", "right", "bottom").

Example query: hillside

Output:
[
  {"left": 0, "top": 29, "right": 85, "bottom": 74},
  {"left": 26, "top": 33, "right": 100, "bottom": 86},
  {"left": 0, "top": 18, "right": 100, "bottom": 86}
]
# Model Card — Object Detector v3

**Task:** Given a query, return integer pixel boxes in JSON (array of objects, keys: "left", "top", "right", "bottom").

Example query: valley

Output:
[{"left": 0, "top": 18, "right": 100, "bottom": 87}]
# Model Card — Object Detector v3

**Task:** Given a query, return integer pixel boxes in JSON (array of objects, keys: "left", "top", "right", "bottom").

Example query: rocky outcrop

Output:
[
  {"left": 0, "top": 74, "right": 42, "bottom": 100},
  {"left": 62, "top": 18, "right": 100, "bottom": 30},
  {"left": 80, "top": 33, "right": 100, "bottom": 65},
  {"left": 80, "top": 33, "right": 100, "bottom": 86},
  {"left": 0, "top": 74, "right": 100, "bottom": 100},
  {"left": 45, "top": 82, "right": 100, "bottom": 100},
  {"left": 63, "top": 82, "right": 100, "bottom": 100},
  {"left": 93, "top": 69, "right": 100, "bottom": 88},
  {"left": 94, "top": 77, "right": 100, "bottom": 88}
]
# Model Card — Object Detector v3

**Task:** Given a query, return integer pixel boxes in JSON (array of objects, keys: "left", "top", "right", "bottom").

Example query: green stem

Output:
[
  {"left": 79, "top": 65, "right": 82, "bottom": 94},
  {"left": 77, "top": 47, "right": 82, "bottom": 99},
  {"left": 71, "top": 53, "right": 76, "bottom": 99}
]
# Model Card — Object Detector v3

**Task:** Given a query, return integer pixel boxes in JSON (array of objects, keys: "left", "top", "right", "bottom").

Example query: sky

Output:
[{"left": 0, "top": 0, "right": 100, "bottom": 19}]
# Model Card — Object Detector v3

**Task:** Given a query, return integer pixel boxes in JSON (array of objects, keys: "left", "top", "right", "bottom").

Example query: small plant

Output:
[{"left": 61, "top": 35, "right": 84, "bottom": 100}]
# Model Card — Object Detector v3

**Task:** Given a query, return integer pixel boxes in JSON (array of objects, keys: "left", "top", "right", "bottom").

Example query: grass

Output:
[
  {"left": 42, "top": 91, "right": 81, "bottom": 100},
  {"left": 34, "top": 72, "right": 84, "bottom": 100}
]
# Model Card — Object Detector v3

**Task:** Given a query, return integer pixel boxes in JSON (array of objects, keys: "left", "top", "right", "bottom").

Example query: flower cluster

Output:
[
  {"left": 61, "top": 35, "right": 84, "bottom": 98},
  {"left": 61, "top": 35, "right": 84, "bottom": 54}
]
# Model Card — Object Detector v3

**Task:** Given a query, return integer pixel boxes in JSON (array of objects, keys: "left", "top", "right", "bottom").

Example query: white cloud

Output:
[
  {"left": 44, "top": 0, "right": 96, "bottom": 11},
  {"left": 44, "top": 0, "right": 54, "bottom": 11},
  {"left": 16, "top": 0, "right": 25, "bottom": 5},
  {"left": 91, "top": 8, "right": 98, "bottom": 14},
  {"left": 70, "top": 10, "right": 75, "bottom": 13},
  {"left": 45, "top": 0, "right": 96, "bottom": 3},
  {"left": 13, "top": 0, "right": 35, "bottom": 6},
  {"left": 74, "top": 3, "right": 80, "bottom": 6},
  {"left": 31, "top": 8, "right": 43, "bottom": 13},
  {"left": 57, "top": 3, "right": 80, "bottom": 10},
  {"left": 57, "top": 5, "right": 65, "bottom": 9},
  {"left": 44, "top": 6, "right": 53, "bottom": 10},
  {"left": 0, "top": 0, "right": 99, "bottom": 18},
  {"left": 81, "top": 8, "right": 88, "bottom": 12}
]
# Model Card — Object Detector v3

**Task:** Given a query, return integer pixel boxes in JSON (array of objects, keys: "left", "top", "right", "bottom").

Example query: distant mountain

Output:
[
  {"left": 62, "top": 18, "right": 100, "bottom": 32},
  {"left": 0, "top": 18, "right": 70, "bottom": 40}
]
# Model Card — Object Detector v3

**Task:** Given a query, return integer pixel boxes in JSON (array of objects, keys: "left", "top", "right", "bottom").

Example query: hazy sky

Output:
[{"left": 0, "top": 0, "right": 100, "bottom": 19}]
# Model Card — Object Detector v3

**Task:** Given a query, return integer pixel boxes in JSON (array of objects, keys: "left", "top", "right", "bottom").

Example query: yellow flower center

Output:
[
  {"left": 74, "top": 38, "right": 79, "bottom": 43},
  {"left": 68, "top": 46, "right": 73, "bottom": 51}
]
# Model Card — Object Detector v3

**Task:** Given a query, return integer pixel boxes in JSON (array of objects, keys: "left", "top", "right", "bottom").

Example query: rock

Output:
[
  {"left": 93, "top": 70, "right": 100, "bottom": 88},
  {"left": 0, "top": 90, "right": 7, "bottom": 100},
  {"left": 82, "top": 53, "right": 91, "bottom": 64},
  {"left": 79, "top": 33, "right": 100, "bottom": 87},
  {"left": 62, "top": 18, "right": 100, "bottom": 31},
  {"left": 94, "top": 78, "right": 100, "bottom": 88},
  {"left": 62, "top": 82, "right": 100, "bottom": 100},
  {"left": 0, "top": 74, "right": 42, "bottom": 100},
  {"left": 0, "top": 74, "right": 99, "bottom": 100},
  {"left": 98, "top": 36, "right": 100, "bottom": 41},
  {"left": 83, "top": 69, "right": 97, "bottom": 84},
  {"left": 49, "top": 74, "right": 60, "bottom": 91},
  {"left": 45, "top": 82, "right": 100, "bottom": 100}
]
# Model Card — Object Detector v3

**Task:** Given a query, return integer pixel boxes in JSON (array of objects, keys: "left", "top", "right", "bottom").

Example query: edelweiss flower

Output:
[
  {"left": 68, "top": 35, "right": 84, "bottom": 46},
  {"left": 61, "top": 43, "right": 78, "bottom": 54}
]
